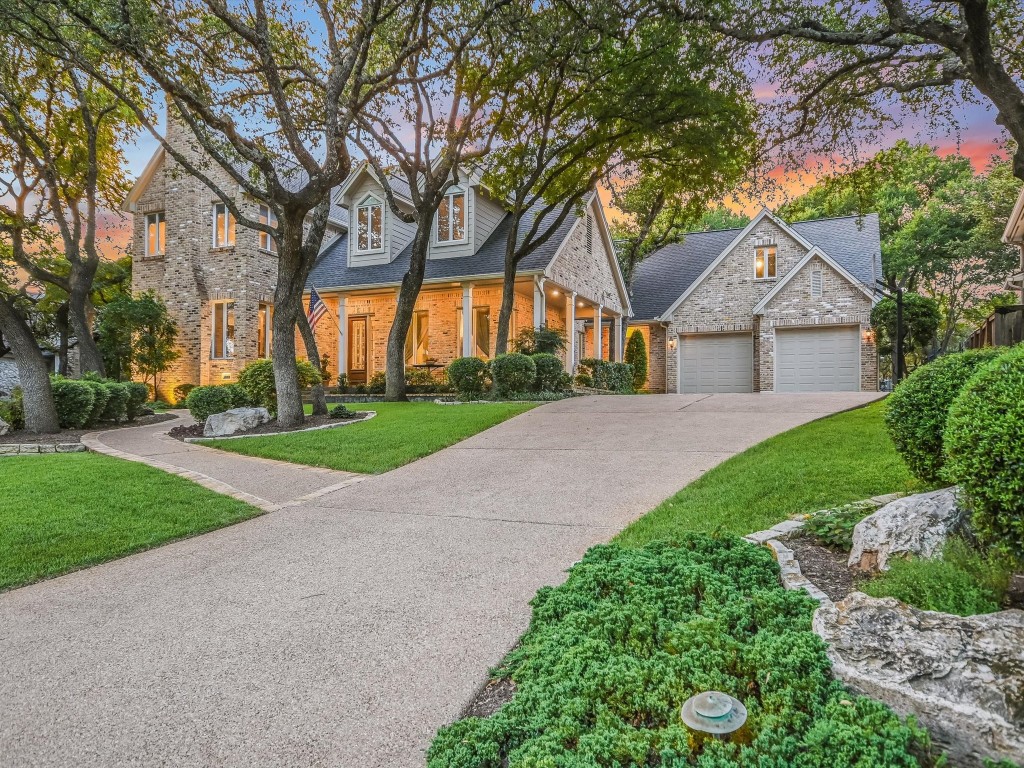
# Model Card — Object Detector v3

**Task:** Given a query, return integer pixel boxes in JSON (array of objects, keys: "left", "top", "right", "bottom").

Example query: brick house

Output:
[
  {"left": 123, "top": 134, "right": 631, "bottom": 401},
  {"left": 628, "top": 209, "right": 882, "bottom": 393}
]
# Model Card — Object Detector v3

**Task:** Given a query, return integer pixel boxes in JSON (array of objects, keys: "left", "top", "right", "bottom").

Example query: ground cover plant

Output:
[
  {"left": 429, "top": 535, "right": 939, "bottom": 767},
  {"left": 0, "top": 453, "right": 260, "bottom": 590},
  {"left": 801, "top": 500, "right": 881, "bottom": 550},
  {"left": 201, "top": 401, "right": 536, "bottom": 473},
  {"left": 617, "top": 402, "right": 923, "bottom": 546}
]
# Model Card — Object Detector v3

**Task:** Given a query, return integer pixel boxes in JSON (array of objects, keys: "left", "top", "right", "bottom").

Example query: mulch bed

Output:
[
  {"left": 461, "top": 677, "right": 516, "bottom": 719},
  {"left": 168, "top": 411, "right": 368, "bottom": 441},
  {"left": 787, "top": 536, "right": 861, "bottom": 602},
  {"left": 0, "top": 413, "right": 177, "bottom": 445}
]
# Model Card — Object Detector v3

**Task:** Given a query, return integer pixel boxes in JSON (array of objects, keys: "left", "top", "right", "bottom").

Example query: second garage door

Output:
[
  {"left": 679, "top": 333, "right": 753, "bottom": 393},
  {"left": 775, "top": 325, "right": 860, "bottom": 392}
]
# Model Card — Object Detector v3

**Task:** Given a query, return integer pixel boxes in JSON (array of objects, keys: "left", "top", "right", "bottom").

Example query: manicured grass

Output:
[
  {"left": 616, "top": 401, "right": 926, "bottom": 546},
  {"left": 201, "top": 401, "right": 537, "bottom": 474},
  {"left": 0, "top": 453, "right": 261, "bottom": 591}
]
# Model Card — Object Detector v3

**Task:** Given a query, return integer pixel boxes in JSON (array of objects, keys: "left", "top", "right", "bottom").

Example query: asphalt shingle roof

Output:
[
  {"left": 628, "top": 213, "right": 882, "bottom": 320},
  {"left": 306, "top": 199, "right": 580, "bottom": 291}
]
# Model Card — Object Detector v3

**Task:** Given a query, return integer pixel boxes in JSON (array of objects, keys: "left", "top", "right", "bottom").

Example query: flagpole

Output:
[{"left": 306, "top": 284, "right": 346, "bottom": 382}]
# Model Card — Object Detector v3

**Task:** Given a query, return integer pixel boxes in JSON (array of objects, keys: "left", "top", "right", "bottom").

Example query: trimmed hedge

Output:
[
  {"left": 185, "top": 385, "right": 233, "bottom": 423},
  {"left": 428, "top": 536, "right": 937, "bottom": 767},
  {"left": 237, "top": 358, "right": 321, "bottom": 413},
  {"left": 884, "top": 348, "right": 1003, "bottom": 483},
  {"left": 50, "top": 376, "right": 96, "bottom": 429},
  {"left": 531, "top": 353, "right": 566, "bottom": 392},
  {"left": 944, "top": 345, "right": 1024, "bottom": 557},
  {"left": 447, "top": 357, "right": 489, "bottom": 400},
  {"left": 81, "top": 378, "right": 110, "bottom": 427},
  {"left": 578, "top": 358, "right": 635, "bottom": 393},
  {"left": 125, "top": 382, "right": 150, "bottom": 421},
  {"left": 220, "top": 383, "right": 252, "bottom": 409},
  {"left": 100, "top": 381, "right": 130, "bottom": 423},
  {"left": 490, "top": 353, "right": 536, "bottom": 397}
]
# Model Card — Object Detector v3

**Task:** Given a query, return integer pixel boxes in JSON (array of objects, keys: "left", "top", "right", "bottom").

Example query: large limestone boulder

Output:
[
  {"left": 815, "top": 592, "right": 1024, "bottom": 766},
  {"left": 848, "top": 487, "right": 964, "bottom": 573},
  {"left": 0, "top": 415, "right": 10, "bottom": 436},
  {"left": 203, "top": 407, "right": 271, "bottom": 438}
]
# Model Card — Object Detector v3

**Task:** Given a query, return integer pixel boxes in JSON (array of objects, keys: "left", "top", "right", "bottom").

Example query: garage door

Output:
[
  {"left": 776, "top": 326, "right": 860, "bottom": 392},
  {"left": 679, "top": 333, "right": 753, "bottom": 393}
]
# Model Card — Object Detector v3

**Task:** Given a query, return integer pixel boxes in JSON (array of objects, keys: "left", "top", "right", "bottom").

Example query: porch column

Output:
[
  {"left": 594, "top": 304, "right": 603, "bottom": 360},
  {"left": 337, "top": 296, "right": 348, "bottom": 377},
  {"left": 461, "top": 282, "right": 474, "bottom": 357},
  {"left": 533, "top": 277, "right": 546, "bottom": 329},
  {"left": 614, "top": 315, "right": 623, "bottom": 362},
  {"left": 565, "top": 291, "right": 577, "bottom": 372}
]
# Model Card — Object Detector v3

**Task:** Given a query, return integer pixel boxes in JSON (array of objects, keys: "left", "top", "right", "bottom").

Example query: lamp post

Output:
[{"left": 876, "top": 278, "right": 907, "bottom": 384}]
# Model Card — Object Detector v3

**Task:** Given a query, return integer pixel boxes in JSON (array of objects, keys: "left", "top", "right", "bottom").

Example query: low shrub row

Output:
[
  {"left": 885, "top": 344, "right": 1024, "bottom": 557},
  {"left": 428, "top": 535, "right": 938, "bottom": 767},
  {"left": 446, "top": 353, "right": 573, "bottom": 401},
  {"left": 48, "top": 375, "right": 149, "bottom": 429},
  {"left": 182, "top": 358, "right": 322, "bottom": 422},
  {"left": 575, "top": 357, "right": 635, "bottom": 393}
]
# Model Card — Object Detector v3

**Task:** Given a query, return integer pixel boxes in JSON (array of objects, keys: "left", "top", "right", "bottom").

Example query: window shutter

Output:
[{"left": 811, "top": 268, "right": 823, "bottom": 297}]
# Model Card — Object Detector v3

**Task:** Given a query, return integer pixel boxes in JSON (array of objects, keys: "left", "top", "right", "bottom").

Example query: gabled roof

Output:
[
  {"left": 750, "top": 246, "right": 877, "bottom": 314},
  {"left": 1004, "top": 186, "right": 1024, "bottom": 244},
  {"left": 629, "top": 211, "right": 882, "bottom": 321}
]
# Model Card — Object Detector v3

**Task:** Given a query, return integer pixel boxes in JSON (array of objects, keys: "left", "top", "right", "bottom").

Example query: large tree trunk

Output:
[
  {"left": 271, "top": 223, "right": 308, "bottom": 428},
  {"left": 494, "top": 237, "right": 520, "bottom": 356},
  {"left": 56, "top": 303, "right": 70, "bottom": 375},
  {"left": 0, "top": 296, "right": 60, "bottom": 433},
  {"left": 67, "top": 282, "right": 104, "bottom": 376},
  {"left": 297, "top": 311, "right": 328, "bottom": 416},
  {"left": 385, "top": 227, "right": 433, "bottom": 402}
]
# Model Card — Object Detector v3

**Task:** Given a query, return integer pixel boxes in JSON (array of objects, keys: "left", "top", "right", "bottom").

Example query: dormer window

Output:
[
  {"left": 436, "top": 189, "right": 466, "bottom": 243},
  {"left": 356, "top": 196, "right": 383, "bottom": 253},
  {"left": 258, "top": 204, "right": 278, "bottom": 253},
  {"left": 754, "top": 236, "right": 776, "bottom": 280}
]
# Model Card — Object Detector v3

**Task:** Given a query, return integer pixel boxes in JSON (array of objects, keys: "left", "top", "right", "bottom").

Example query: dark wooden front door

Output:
[{"left": 348, "top": 316, "right": 369, "bottom": 384}]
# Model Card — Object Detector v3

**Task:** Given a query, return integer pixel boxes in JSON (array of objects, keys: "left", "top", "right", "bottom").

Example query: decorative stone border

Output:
[
  {"left": 0, "top": 443, "right": 87, "bottom": 456},
  {"left": 184, "top": 411, "right": 376, "bottom": 442}
]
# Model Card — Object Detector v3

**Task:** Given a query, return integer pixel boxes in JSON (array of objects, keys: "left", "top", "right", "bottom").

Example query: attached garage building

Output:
[
  {"left": 679, "top": 333, "right": 753, "bottom": 393},
  {"left": 774, "top": 326, "right": 860, "bottom": 392}
]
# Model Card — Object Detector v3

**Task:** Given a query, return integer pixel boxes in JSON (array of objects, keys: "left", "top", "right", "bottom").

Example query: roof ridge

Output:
[{"left": 790, "top": 212, "right": 879, "bottom": 225}]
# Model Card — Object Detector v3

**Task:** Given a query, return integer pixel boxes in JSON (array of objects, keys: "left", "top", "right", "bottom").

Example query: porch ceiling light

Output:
[
  {"left": 551, "top": 289, "right": 559, "bottom": 296},
  {"left": 577, "top": 301, "right": 584, "bottom": 307},
  {"left": 681, "top": 691, "right": 747, "bottom": 737}
]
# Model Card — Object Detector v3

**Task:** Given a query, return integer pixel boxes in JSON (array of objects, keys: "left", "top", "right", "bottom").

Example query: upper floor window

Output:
[
  {"left": 436, "top": 190, "right": 466, "bottom": 243},
  {"left": 810, "top": 267, "right": 823, "bottom": 297},
  {"left": 257, "top": 303, "right": 273, "bottom": 358},
  {"left": 212, "top": 203, "right": 235, "bottom": 248},
  {"left": 258, "top": 204, "right": 278, "bottom": 253},
  {"left": 356, "top": 196, "right": 383, "bottom": 252},
  {"left": 211, "top": 301, "right": 235, "bottom": 359},
  {"left": 754, "top": 244, "right": 776, "bottom": 279},
  {"left": 145, "top": 211, "right": 165, "bottom": 258}
]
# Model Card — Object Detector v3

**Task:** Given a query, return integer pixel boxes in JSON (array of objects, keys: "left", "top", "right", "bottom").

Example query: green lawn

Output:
[
  {"left": 616, "top": 401, "right": 926, "bottom": 547},
  {"left": 201, "top": 401, "right": 537, "bottom": 474},
  {"left": 0, "top": 453, "right": 261, "bottom": 591}
]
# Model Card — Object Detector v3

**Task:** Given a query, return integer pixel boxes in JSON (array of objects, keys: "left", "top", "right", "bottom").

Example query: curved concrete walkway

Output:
[{"left": 0, "top": 393, "right": 880, "bottom": 767}]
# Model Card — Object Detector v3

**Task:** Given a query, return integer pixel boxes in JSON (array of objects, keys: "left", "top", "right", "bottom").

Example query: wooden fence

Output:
[{"left": 964, "top": 305, "right": 1024, "bottom": 349}]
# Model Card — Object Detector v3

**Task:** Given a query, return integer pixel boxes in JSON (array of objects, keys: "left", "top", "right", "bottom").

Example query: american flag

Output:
[{"left": 307, "top": 286, "right": 327, "bottom": 329}]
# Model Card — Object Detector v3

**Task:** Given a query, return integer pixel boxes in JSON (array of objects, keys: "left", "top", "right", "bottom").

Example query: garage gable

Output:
[{"left": 753, "top": 247, "right": 875, "bottom": 318}]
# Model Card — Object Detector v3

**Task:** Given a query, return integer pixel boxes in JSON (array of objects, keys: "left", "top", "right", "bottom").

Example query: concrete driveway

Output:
[{"left": 0, "top": 393, "right": 879, "bottom": 767}]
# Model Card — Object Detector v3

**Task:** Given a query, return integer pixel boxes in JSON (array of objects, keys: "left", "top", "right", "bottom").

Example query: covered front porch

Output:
[{"left": 311, "top": 275, "right": 627, "bottom": 385}]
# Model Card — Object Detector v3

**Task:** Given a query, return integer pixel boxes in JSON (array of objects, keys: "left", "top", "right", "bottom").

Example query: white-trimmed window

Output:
[
  {"left": 211, "top": 301, "right": 236, "bottom": 359},
  {"left": 257, "top": 303, "right": 273, "bottom": 358},
  {"left": 405, "top": 309, "right": 430, "bottom": 364},
  {"left": 356, "top": 196, "right": 383, "bottom": 252},
  {"left": 754, "top": 244, "right": 777, "bottom": 279},
  {"left": 436, "top": 189, "right": 466, "bottom": 243},
  {"left": 258, "top": 204, "right": 278, "bottom": 253},
  {"left": 145, "top": 211, "right": 165, "bottom": 258},
  {"left": 212, "top": 203, "right": 236, "bottom": 248},
  {"left": 810, "top": 267, "right": 823, "bottom": 297}
]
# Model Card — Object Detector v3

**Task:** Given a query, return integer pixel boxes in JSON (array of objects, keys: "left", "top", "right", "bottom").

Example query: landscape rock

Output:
[
  {"left": 19, "top": 444, "right": 39, "bottom": 454},
  {"left": 0, "top": 444, "right": 19, "bottom": 455},
  {"left": 848, "top": 487, "right": 964, "bottom": 572},
  {"left": 0, "top": 416, "right": 10, "bottom": 436},
  {"left": 56, "top": 443, "right": 86, "bottom": 453},
  {"left": 203, "top": 407, "right": 271, "bottom": 438},
  {"left": 814, "top": 592, "right": 1024, "bottom": 767}
]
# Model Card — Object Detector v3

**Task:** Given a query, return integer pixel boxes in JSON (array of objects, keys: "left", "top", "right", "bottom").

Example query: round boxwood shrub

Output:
[
  {"left": 220, "top": 383, "right": 253, "bottom": 409},
  {"left": 80, "top": 377, "right": 110, "bottom": 427},
  {"left": 530, "top": 353, "right": 565, "bottom": 392},
  {"left": 490, "top": 353, "right": 536, "bottom": 397},
  {"left": 185, "top": 385, "right": 232, "bottom": 422},
  {"left": 446, "top": 357, "right": 489, "bottom": 399},
  {"left": 100, "top": 381, "right": 130, "bottom": 423},
  {"left": 125, "top": 381, "right": 150, "bottom": 421},
  {"left": 884, "top": 348, "right": 1003, "bottom": 483},
  {"left": 367, "top": 371, "right": 387, "bottom": 394},
  {"left": 237, "top": 358, "right": 321, "bottom": 412},
  {"left": 50, "top": 376, "right": 96, "bottom": 429},
  {"left": 944, "top": 345, "right": 1024, "bottom": 557}
]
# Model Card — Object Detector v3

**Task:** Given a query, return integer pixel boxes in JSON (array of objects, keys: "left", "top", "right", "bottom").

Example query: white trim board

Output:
[{"left": 751, "top": 246, "right": 877, "bottom": 315}]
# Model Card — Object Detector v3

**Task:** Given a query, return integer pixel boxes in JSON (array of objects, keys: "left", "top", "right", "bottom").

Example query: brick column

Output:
[
  {"left": 461, "top": 282, "right": 474, "bottom": 357},
  {"left": 565, "top": 292, "right": 576, "bottom": 372},
  {"left": 594, "top": 304, "right": 603, "bottom": 360},
  {"left": 614, "top": 315, "right": 623, "bottom": 362}
]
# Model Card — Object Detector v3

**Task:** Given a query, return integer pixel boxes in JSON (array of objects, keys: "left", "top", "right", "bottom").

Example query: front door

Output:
[{"left": 348, "top": 316, "right": 369, "bottom": 384}]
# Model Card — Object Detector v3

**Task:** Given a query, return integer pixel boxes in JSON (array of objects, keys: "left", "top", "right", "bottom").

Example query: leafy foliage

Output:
[
  {"left": 367, "top": 372, "right": 387, "bottom": 395},
  {"left": 99, "top": 381, "right": 130, "bottom": 423},
  {"left": 429, "top": 536, "right": 937, "bottom": 767},
  {"left": 173, "top": 383, "right": 196, "bottom": 408},
  {"left": 446, "top": 357, "right": 490, "bottom": 400},
  {"left": 577, "top": 358, "right": 635, "bottom": 392},
  {"left": 328, "top": 404, "right": 356, "bottom": 419},
  {"left": 870, "top": 293, "right": 942, "bottom": 371},
  {"left": 124, "top": 382, "right": 150, "bottom": 421},
  {"left": 80, "top": 378, "right": 110, "bottom": 427},
  {"left": 802, "top": 501, "right": 879, "bottom": 551},
  {"left": 184, "top": 385, "right": 232, "bottom": 423},
  {"left": 0, "top": 387, "right": 24, "bottom": 430},
  {"left": 944, "top": 345, "right": 1024, "bottom": 558},
  {"left": 96, "top": 292, "right": 179, "bottom": 391},
  {"left": 237, "top": 358, "right": 320, "bottom": 414},
  {"left": 49, "top": 375, "right": 95, "bottom": 429},
  {"left": 530, "top": 353, "right": 566, "bottom": 392},
  {"left": 862, "top": 538, "right": 1014, "bottom": 615},
  {"left": 624, "top": 330, "right": 648, "bottom": 390},
  {"left": 512, "top": 326, "right": 566, "bottom": 356},
  {"left": 884, "top": 349, "right": 1004, "bottom": 483},
  {"left": 220, "top": 384, "right": 253, "bottom": 409},
  {"left": 490, "top": 353, "right": 536, "bottom": 397}
]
